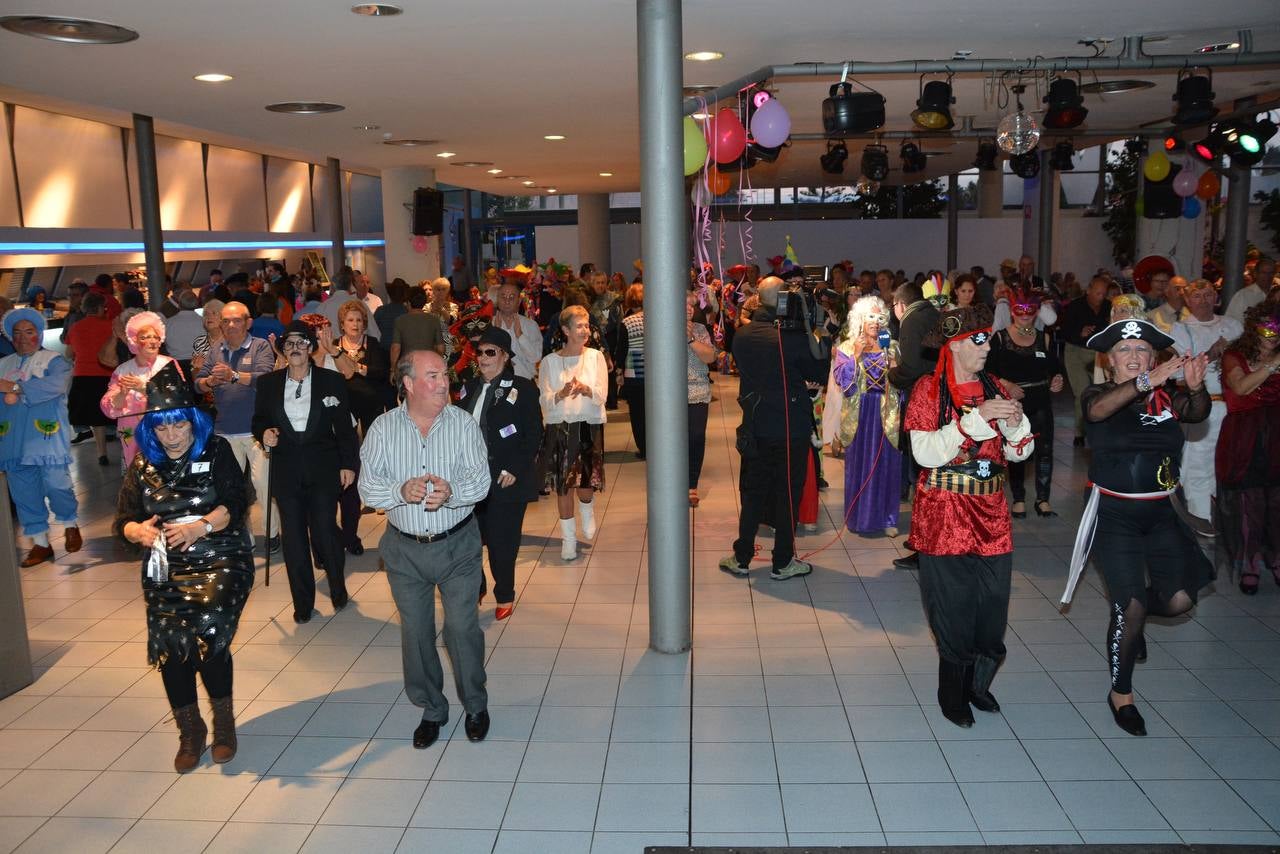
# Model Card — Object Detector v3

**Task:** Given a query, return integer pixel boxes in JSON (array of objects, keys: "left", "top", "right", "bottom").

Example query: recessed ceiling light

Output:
[
  {"left": 952, "top": 49, "right": 974, "bottom": 59},
  {"left": 692, "top": 112, "right": 710, "bottom": 120},
  {"left": 685, "top": 50, "right": 723, "bottom": 62},
  {"left": 1197, "top": 41, "right": 1240, "bottom": 53},
  {"left": 381, "top": 138, "right": 437, "bottom": 146},
  {"left": 1079, "top": 79, "right": 1155, "bottom": 94},
  {"left": 350, "top": 4, "right": 403, "bottom": 15},
  {"left": 435, "top": 151, "right": 457, "bottom": 158},
  {"left": 451, "top": 160, "right": 492, "bottom": 167},
  {"left": 0, "top": 15, "right": 138, "bottom": 44},
  {"left": 487, "top": 168, "right": 503, "bottom": 174},
  {"left": 265, "top": 102, "right": 345, "bottom": 114},
  {"left": 353, "top": 124, "right": 380, "bottom": 130},
  {"left": 544, "top": 134, "right": 566, "bottom": 141},
  {"left": 522, "top": 180, "right": 536, "bottom": 186},
  {"left": 547, "top": 188, "right": 558, "bottom": 194},
  {"left": 598, "top": 172, "right": 613, "bottom": 177},
  {"left": 194, "top": 73, "right": 233, "bottom": 83}
]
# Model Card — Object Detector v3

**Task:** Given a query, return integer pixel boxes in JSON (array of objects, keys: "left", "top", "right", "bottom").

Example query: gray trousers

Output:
[{"left": 380, "top": 517, "right": 488, "bottom": 722}]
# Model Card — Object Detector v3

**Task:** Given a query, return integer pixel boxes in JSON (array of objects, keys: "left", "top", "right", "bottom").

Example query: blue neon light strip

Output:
[{"left": 0, "top": 238, "right": 386, "bottom": 254}]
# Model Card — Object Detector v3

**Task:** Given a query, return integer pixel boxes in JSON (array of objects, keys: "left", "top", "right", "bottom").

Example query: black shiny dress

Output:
[{"left": 114, "top": 435, "right": 254, "bottom": 666}]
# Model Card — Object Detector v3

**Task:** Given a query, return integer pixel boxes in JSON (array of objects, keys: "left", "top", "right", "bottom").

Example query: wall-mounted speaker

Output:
[{"left": 412, "top": 187, "right": 443, "bottom": 236}]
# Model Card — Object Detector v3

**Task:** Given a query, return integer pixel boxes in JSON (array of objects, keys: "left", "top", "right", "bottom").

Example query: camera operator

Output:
[
  {"left": 720, "top": 277, "right": 829, "bottom": 580},
  {"left": 888, "top": 280, "right": 940, "bottom": 569}
]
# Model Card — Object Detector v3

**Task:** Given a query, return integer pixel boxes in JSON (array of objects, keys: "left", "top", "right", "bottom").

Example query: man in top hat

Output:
[
  {"left": 904, "top": 304, "right": 1033, "bottom": 728},
  {"left": 0, "top": 307, "right": 82, "bottom": 566}
]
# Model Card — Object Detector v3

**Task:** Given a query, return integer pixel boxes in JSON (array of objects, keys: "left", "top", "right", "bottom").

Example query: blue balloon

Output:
[{"left": 1183, "top": 196, "right": 1202, "bottom": 219}]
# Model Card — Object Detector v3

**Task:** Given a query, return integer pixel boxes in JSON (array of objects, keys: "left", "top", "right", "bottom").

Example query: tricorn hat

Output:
[
  {"left": 142, "top": 362, "right": 196, "bottom": 415},
  {"left": 923, "top": 303, "right": 995, "bottom": 349},
  {"left": 1086, "top": 318, "right": 1175, "bottom": 352}
]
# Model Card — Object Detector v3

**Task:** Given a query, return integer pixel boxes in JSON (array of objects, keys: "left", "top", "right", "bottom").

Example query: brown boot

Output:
[
  {"left": 64, "top": 527, "right": 83, "bottom": 553},
  {"left": 209, "top": 695, "right": 237, "bottom": 764},
  {"left": 20, "top": 544, "right": 54, "bottom": 568},
  {"left": 172, "top": 702, "right": 207, "bottom": 773}
]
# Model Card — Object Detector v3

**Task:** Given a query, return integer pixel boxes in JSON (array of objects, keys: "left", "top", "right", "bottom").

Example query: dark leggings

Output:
[
  {"left": 688, "top": 402, "right": 709, "bottom": 488},
  {"left": 1093, "top": 497, "right": 1203, "bottom": 694},
  {"left": 160, "top": 653, "right": 234, "bottom": 708},
  {"left": 1008, "top": 399, "right": 1054, "bottom": 503}
]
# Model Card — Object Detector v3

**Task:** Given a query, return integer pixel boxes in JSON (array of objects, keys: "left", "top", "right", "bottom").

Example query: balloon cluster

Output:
[
  {"left": 1142, "top": 151, "right": 1222, "bottom": 219},
  {"left": 683, "top": 95, "right": 792, "bottom": 197}
]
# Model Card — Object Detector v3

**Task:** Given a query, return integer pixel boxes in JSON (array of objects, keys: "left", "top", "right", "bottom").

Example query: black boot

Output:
[
  {"left": 937, "top": 659, "right": 974, "bottom": 728},
  {"left": 965, "top": 656, "right": 1001, "bottom": 713}
]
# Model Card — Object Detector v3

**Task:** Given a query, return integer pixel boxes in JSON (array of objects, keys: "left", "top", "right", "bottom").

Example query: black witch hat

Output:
[{"left": 141, "top": 361, "right": 197, "bottom": 415}]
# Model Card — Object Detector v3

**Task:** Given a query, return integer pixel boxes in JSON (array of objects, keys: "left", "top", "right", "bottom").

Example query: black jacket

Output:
[
  {"left": 455, "top": 365, "right": 544, "bottom": 503},
  {"left": 888, "top": 300, "right": 939, "bottom": 392},
  {"left": 251, "top": 366, "right": 359, "bottom": 496},
  {"left": 731, "top": 312, "right": 827, "bottom": 441}
]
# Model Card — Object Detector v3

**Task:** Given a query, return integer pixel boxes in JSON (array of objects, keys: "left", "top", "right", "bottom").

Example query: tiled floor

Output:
[{"left": 3, "top": 378, "right": 1280, "bottom": 853}]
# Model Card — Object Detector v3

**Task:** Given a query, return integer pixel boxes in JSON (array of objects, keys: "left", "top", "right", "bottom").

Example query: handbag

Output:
[{"left": 97, "top": 333, "right": 121, "bottom": 369}]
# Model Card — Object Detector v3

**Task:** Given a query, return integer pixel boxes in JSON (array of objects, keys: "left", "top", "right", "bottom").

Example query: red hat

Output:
[{"left": 767, "top": 255, "right": 785, "bottom": 267}]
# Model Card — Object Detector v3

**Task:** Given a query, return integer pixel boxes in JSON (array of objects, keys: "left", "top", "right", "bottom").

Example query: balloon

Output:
[
  {"left": 1172, "top": 168, "right": 1198, "bottom": 198},
  {"left": 1196, "top": 170, "right": 1220, "bottom": 200},
  {"left": 705, "top": 107, "right": 747, "bottom": 164},
  {"left": 750, "top": 97, "right": 791, "bottom": 148},
  {"left": 1183, "top": 196, "right": 1202, "bottom": 219},
  {"left": 1143, "top": 150, "right": 1171, "bottom": 182},
  {"left": 683, "top": 117, "right": 707, "bottom": 177},
  {"left": 706, "top": 165, "right": 732, "bottom": 196},
  {"left": 1134, "top": 197, "right": 1145, "bottom": 218},
  {"left": 411, "top": 235, "right": 428, "bottom": 254},
  {"left": 691, "top": 179, "right": 711, "bottom": 208}
]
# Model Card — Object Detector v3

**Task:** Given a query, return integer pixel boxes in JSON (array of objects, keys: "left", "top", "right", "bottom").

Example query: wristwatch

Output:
[
  {"left": 201, "top": 518, "right": 213, "bottom": 535},
  {"left": 231, "top": 370, "right": 241, "bottom": 384}
]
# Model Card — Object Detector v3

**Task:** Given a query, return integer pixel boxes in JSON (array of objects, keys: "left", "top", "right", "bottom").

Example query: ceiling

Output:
[{"left": 1, "top": 0, "right": 1279, "bottom": 195}]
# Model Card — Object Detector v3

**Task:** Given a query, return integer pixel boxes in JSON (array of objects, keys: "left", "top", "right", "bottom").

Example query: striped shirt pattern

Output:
[
  {"left": 622, "top": 312, "right": 646, "bottom": 380},
  {"left": 357, "top": 402, "right": 491, "bottom": 536}
]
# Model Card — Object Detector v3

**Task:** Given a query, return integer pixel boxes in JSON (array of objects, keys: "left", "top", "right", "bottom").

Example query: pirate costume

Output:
[
  {"left": 113, "top": 362, "right": 254, "bottom": 770},
  {"left": 1061, "top": 318, "right": 1211, "bottom": 736},
  {"left": 904, "top": 304, "right": 1034, "bottom": 728}
]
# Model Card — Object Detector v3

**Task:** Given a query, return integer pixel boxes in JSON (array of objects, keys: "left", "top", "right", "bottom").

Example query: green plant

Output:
[
  {"left": 853, "top": 179, "right": 946, "bottom": 219},
  {"left": 1101, "top": 146, "right": 1139, "bottom": 265},
  {"left": 1255, "top": 188, "right": 1280, "bottom": 256}
]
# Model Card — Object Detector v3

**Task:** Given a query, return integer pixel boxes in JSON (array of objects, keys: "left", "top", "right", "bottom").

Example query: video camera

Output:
[{"left": 773, "top": 286, "right": 832, "bottom": 360}]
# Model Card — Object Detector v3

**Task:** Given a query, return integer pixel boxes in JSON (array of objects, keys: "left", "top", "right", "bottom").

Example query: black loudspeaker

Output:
[
  {"left": 412, "top": 187, "right": 443, "bottom": 236},
  {"left": 1143, "top": 164, "right": 1182, "bottom": 219}
]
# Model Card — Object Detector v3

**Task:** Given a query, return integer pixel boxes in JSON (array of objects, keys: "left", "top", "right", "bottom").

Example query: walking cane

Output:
[{"left": 263, "top": 446, "right": 272, "bottom": 587}]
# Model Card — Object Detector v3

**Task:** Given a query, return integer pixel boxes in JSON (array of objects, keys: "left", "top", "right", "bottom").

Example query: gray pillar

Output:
[
  {"left": 577, "top": 193, "right": 612, "bottom": 273},
  {"left": 0, "top": 474, "right": 33, "bottom": 699},
  {"left": 132, "top": 114, "right": 166, "bottom": 312},
  {"left": 978, "top": 168, "right": 1002, "bottom": 218},
  {"left": 1037, "top": 149, "right": 1056, "bottom": 278},
  {"left": 946, "top": 174, "right": 959, "bottom": 272},
  {"left": 327, "top": 156, "right": 346, "bottom": 277},
  {"left": 463, "top": 188, "right": 475, "bottom": 274},
  {"left": 1221, "top": 162, "right": 1251, "bottom": 306},
  {"left": 637, "top": 0, "right": 691, "bottom": 654}
]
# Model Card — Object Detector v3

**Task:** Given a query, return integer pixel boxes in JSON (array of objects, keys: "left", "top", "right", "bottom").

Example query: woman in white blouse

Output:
[{"left": 537, "top": 305, "right": 609, "bottom": 560}]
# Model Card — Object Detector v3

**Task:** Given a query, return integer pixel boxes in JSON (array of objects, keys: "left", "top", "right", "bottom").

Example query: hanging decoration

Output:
[
  {"left": 705, "top": 107, "right": 747, "bottom": 164},
  {"left": 683, "top": 116, "right": 707, "bottom": 176},
  {"left": 411, "top": 235, "right": 428, "bottom": 253},
  {"left": 750, "top": 95, "right": 791, "bottom": 148},
  {"left": 1172, "top": 163, "right": 1199, "bottom": 197},
  {"left": 1195, "top": 170, "right": 1220, "bottom": 200},
  {"left": 1183, "top": 196, "right": 1202, "bottom": 219},
  {"left": 706, "top": 165, "right": 732, "bottom": 196},
  {"left": 1143, "top": 150, "right": 1171, "bottom": 182}
]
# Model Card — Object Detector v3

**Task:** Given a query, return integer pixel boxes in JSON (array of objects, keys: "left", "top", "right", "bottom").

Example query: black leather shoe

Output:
[
  {"left": 413, "top": 719, "right": 442, "bottom": 749},
  {"left": 347, "top": 539, "right": 365, "bottom": 556},
  {"left": 1108, "top": 693, "right": 1147, "bottom": 736},
  {"left": 464, "top": 710, "right": 490, "bottom": 742},
  {"left": 70, "top": 430, "right": 93, "bottom": 445},
  {"left": 293, "top": 609, "right": 312, "bottom": 624},
  {"left": 266, "top": 536, "right": 281, "bottom": 555},
  {"left": 892, "top": 551, "right": 920, "bottom": 570},
  {"left": 963, "top": 663, "right": 1000, "bottom": 713},
  {"left": 331, "top": 591, "right": 349, "bottom": 611}
]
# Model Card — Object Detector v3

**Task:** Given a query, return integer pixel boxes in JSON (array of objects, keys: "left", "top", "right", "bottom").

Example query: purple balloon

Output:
[
  {"left": 1183, "top": 196, "right": 1202, "bottom": 219},
  {"left": 750, "top": 98, "right": 792, "bottom": 149},
  {"left": 1172, "top": 168, "right": 1198, "bottom": 198}
]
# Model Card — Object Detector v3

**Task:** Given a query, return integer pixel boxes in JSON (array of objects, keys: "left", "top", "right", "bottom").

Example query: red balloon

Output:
[
  {"left": 705, "top": 108, "right": 747, "bottom": 164},
  {"left": 706, "top": 165, "right": 732, "bottom": 195},
  {"left": 1195, "top": 170, "right": 1220, "bottom": 201}
]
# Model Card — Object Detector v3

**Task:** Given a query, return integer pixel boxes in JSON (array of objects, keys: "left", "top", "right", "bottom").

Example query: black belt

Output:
[
  {"left": 925, "top": 460, "right": 1007, "bottom": 495},
  {"left": 391, "top": 514, "right": 473, "bottom": 544}
]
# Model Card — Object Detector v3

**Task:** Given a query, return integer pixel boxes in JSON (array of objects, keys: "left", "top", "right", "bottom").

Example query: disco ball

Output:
[{"left": 997, "top": 110, "right": 1041, "bottom": 155}]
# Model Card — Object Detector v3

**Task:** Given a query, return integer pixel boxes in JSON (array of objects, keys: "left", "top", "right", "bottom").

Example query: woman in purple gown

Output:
[{"left": 830, "top": 296, "right": 903, "bottom": 537}]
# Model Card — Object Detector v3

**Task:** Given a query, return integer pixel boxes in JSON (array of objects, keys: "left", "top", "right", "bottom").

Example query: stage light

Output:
[
  {"left": 973, "top": 140, "right": 999, "bottom": 171},
  {"left": 911, "top": 79, "right": 954, "bottom": 130},
  {"left": 1221, "top": 117, "right": 1277, "bottom": 166},
  {"left": 822, "top": 81, "right": 886, "bottom": 136},
  {"left": 1010, "top": 149, "right": 1040, "bottom": 179},
  {"left": 1163, "top": 135, "right": 1184, "bottom": 153},
  {"left": 861, "top": 144, "right": 890, "bottom": 181},
  {"left": 899, "top": 141, "right": 927, "bottom": 174},
  {"left": 1190, "top": 129, "right": 1222, "bottom": 163},
  {"left": 1042, "top": 78, "right": 1088, "bottom": 129},
  {"left": 820, "top": 140, "right": 848, "bottom": 174},
  {"left": 1049, "top": 141, "right": 1076, "bottom": 171},
  {"left": 1172, "top": 70, "right": 1217, "bottom": 126}
]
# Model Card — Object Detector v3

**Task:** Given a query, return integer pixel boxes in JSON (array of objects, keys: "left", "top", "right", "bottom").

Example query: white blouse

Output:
[{"left": 537, "top": 349, "right": 608, "bottom": 425}]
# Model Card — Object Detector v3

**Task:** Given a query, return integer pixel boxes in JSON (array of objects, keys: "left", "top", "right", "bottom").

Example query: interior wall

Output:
[{"left": 13, "top": 106, "right": 131, "bottom": 228}]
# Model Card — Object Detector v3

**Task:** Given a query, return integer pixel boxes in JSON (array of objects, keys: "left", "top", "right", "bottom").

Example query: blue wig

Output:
[{"left": 135, "top": 406, "right": 214, "bottom": 465}]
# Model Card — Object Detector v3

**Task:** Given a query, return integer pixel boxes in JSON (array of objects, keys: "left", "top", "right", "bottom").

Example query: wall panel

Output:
[
  {"left": 14, "top": 106, "right": 130, "bottom": 228},
  {"left": 266, "top": 157, "right": 312, "bottom": 233},
  {"left": 0, "top": 108, "right": 20, "bottom": 227},
  {"left": 126, "top": 133, "right": 209, "bottom": 231},
  {"left": 205, "top": 145, "right": 267, "bottom": 232}
]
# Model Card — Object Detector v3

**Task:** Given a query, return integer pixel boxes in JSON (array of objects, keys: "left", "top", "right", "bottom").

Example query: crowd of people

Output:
[{"left": 2, "top": 246, "right": 1278, "bottom": 773}]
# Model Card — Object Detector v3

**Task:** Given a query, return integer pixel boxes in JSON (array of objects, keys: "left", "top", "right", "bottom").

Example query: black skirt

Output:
[{"left": 69, "top": 375, "right": 114, "bottom": 426}]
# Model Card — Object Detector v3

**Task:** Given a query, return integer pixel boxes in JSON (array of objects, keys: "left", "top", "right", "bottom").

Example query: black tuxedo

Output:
[
  {"left": 456, "top": 366, "right": 543, "bottom": 603},
  {"left": 252, "top": 366, "right": 359, "bottom": 618}
]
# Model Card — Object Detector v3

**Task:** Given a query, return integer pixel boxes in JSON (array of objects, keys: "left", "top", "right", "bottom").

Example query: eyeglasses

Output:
[
  {"left": 282, "top": 339, "right": 310, "bottom": 350},
  {"left": 477, "top": 347, "right": 502, "bottom": 357}
]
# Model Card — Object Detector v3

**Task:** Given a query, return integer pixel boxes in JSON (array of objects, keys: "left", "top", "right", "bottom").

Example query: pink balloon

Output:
[
  {"left": 411, "top": 235, "right": 428, "bottom": 254},
  {"left": 1172, "top": 168, "right": 1198, "bottom": 198},
  {"left": 705, "top": 108, "right": 747, "bottom": 164},
  {"left": 750, "top": 98, "right": 791, "bottom": 148}
]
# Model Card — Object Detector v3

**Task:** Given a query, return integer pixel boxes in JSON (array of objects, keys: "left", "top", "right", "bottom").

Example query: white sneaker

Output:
[{"left": 559, "top": 518, "right": 578, "bottom": 561}]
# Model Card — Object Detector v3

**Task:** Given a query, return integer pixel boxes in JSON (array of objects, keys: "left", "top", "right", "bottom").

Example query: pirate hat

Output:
[
  {"left": 1085, "top": 318, "right": 1174, "bottom": 352},
  {"left": 922, "top": 303, "right": 995, "bottom": 349},
  {"left": 142, "top": 362, "right": 196, "bottom": 415}
]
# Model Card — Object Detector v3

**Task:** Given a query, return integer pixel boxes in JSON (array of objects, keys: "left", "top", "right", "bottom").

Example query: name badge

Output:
[
  {"left": 499, "top": 424, "right": 518, "bottom": 438},
  {"left": 457, "top": 386, "right": 468, "bottom": 399},
  {"left": 191, "top": 462, "right": 211, "bottom": 473},
  {"left": 1035, "top": 351, "right": 1047, "bottom": 358},
  {"left": 506, "top": 388, "right": 518, "bottom": 405},
  {"left": 499, "top": 379, "right": 513, "bottom": 387}
]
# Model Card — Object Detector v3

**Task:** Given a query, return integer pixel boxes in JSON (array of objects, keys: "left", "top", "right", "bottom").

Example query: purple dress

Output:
[{"left": 833, "top": 349, "right": 902, "bottom": 534}]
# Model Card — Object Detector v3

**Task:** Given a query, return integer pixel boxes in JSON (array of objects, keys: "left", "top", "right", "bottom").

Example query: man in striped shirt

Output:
[{"left": 358, "top": 350, "right": 492, "bottom": 749}]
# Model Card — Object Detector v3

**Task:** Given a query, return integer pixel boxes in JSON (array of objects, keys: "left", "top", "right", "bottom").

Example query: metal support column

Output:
[
  {"left": 637, "top": 0, "right": 690, "bottom": 653},
  {"left": 1220, "top": 162, "right": 1251, "bottom": 307},
  {"left": 327, "top": 156, "right": 346, "bottom": 277},
  {"left": 462, "top": 189, "right": 475, "bottom": 275},
  {"left": 132, "top": 114, "right": 166, "bottom": 312},
  {"left": 946, "top": 174, "right": 959, "bottom": 272},
  {"left": 0, "top": 474, "right": 33, "bottom": 699},
  {"left": 1037, "top": 149, "right": 1055, "bottom": 278}
]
